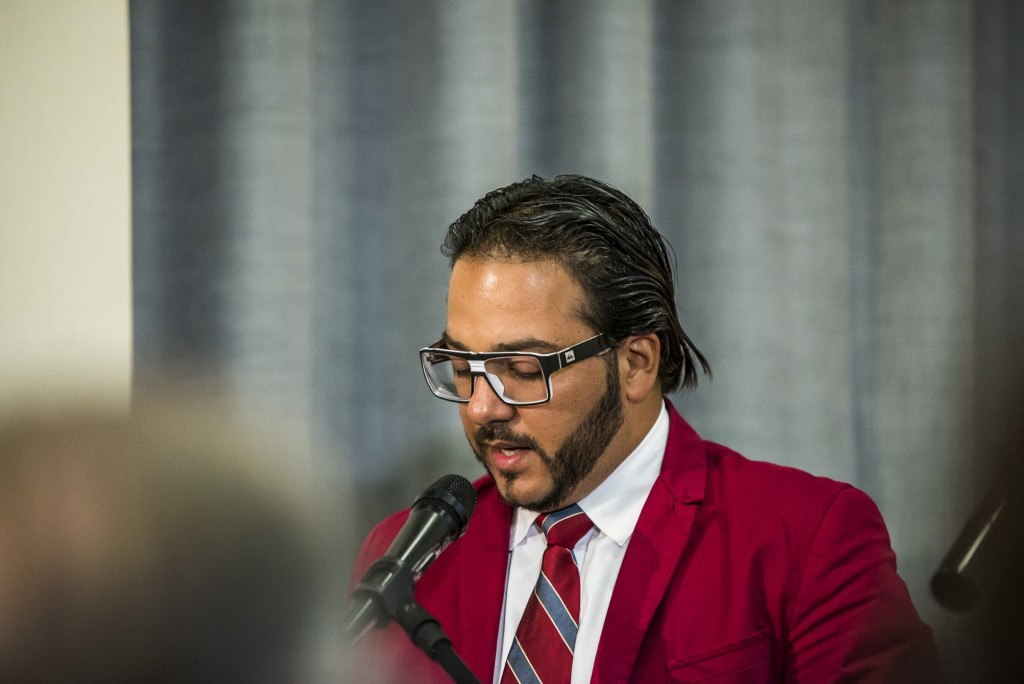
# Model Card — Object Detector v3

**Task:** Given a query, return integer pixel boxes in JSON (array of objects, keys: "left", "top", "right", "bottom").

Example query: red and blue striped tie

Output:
[{"left": 501, "top": 504, "right": 594, "bottom": 684}]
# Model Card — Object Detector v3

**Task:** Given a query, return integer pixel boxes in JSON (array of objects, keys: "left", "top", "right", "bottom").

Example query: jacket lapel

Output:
[
  {"left": 591, "top": 403, "right": 706, "bottom": 683},
  {"left": 457, "top": 479, "right": 513, "bottom": 682}
]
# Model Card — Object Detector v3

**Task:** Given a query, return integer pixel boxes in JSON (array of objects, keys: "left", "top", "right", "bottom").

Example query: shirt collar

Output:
[{"left": 510, "top": 402, "right": 670, "bottom": 548}]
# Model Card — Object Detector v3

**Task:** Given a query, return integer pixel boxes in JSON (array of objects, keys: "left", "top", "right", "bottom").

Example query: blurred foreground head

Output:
[{"left": 0, "top": 394, "right": 331, "bottom": 683}]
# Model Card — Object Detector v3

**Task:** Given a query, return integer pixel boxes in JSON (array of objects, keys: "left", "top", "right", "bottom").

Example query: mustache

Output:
[{"left": 474, "top": 424, "right": 542, "bottom": 455}]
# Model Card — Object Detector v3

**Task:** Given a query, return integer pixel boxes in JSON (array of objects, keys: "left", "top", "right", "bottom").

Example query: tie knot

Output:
[{"left": 536, "top": 504, "right": 593, "bottom": 549}]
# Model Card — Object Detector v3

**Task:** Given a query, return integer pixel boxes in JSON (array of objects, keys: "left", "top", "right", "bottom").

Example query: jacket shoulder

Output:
[{"left": 702, "top": 441, "right": 853, "bottom": 510}]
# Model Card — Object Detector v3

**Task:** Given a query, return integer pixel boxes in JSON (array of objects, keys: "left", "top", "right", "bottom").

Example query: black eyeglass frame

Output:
[{"left": 419, "top": 332, "right": 613, "bottom": 406}]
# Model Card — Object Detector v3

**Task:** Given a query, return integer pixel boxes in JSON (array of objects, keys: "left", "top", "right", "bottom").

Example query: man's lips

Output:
[{"left": 486, "top": 442, "right": 532, "bottom": 470}]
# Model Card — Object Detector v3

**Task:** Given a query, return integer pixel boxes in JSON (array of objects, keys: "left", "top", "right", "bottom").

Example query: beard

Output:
[{"left": 470, "top": 357, "right": 624, "bottom": 512}]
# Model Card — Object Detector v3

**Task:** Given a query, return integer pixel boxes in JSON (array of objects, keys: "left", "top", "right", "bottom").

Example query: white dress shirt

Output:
[{"left": 492, "top": 403, "right": 670, "bottom": 684}]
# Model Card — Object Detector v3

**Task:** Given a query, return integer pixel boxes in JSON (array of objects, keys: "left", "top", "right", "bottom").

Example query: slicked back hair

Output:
[{"left": 441, "top": 174, "right": 710, "bottom": 393}]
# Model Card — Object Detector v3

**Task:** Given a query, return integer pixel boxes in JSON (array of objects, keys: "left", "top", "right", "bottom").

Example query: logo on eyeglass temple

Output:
[{"left": 565, "top": 350, "right": 576, "bottom": 364}]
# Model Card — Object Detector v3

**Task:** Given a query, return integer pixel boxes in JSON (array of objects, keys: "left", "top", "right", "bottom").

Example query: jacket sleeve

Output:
[
  {"left": 345, "top": 513, "right": 452, "bottom": 684},
  {"left": 784, "top": 486, "right": 945, "bottom": 683},
  {"left": 349, "top": 519, "right": 389, "bottom": 590}
]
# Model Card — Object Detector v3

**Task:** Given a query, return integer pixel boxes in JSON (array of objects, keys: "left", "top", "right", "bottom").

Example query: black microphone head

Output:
[
  {"left": 931, "top": 570, "right": 980, "bottom": 613},
  {"left": 414, "top": 473, "right": 477, "bottom": 532},
  {"left": 344, "top": 475, "right": 477, "bottom": 640}
]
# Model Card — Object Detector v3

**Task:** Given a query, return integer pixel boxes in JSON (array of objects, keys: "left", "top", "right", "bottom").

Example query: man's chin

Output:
[
  {"left": 472, "top": 445, "right": 562, "bottom": 510},
  {"left": 492, "top": 471, "right": 556, "bottom": 511}
]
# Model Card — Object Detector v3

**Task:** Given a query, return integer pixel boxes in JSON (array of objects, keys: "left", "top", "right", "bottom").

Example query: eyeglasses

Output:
[{"left": 419, "top": 333, "right": 613, "bottom": 406}]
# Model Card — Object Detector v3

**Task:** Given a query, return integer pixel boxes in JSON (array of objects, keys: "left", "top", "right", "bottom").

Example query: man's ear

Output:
[{"left": 620, "top": 333, "right": 661, "bottom": 402}]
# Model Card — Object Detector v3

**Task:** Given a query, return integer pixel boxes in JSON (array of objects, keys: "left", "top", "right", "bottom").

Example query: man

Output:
[{"left": 351, "top": 175, "right": 943, "bottom": 683}]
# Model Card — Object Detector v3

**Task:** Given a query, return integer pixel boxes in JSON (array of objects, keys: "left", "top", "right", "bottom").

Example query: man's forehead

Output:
[{"left": 443, "top": 257, "right": 593, "bottom": 350}]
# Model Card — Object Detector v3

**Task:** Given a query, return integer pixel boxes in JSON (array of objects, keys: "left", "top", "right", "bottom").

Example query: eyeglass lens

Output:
[{"left": 426, "top": 354, "right": 548, "bottom": 403}]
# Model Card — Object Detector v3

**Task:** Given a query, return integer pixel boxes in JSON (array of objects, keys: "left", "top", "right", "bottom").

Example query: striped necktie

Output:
[{"left": 501, "top": 504, "right": 594, "bottom": 684}]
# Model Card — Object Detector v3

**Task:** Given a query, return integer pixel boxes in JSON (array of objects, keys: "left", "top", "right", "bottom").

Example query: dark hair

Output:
[{"left": 441, "top": 174, "right": 710, "bottom": 393}]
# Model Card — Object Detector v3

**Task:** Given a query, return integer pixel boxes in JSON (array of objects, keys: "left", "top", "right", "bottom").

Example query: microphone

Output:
[
  {"left": 344, "top": 473, "right": 477, "bottom": 641},
  {"left": 931, "top": 459, "right": 1024, "bottom": 612}
]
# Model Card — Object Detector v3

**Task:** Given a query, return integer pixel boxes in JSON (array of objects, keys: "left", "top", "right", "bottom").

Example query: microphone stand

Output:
[
  {"left": 392, "top": 597, "right": 480, "bottom": 684},
  {"left": 346, "top": 557, "right": 480, "bottom": 684}
]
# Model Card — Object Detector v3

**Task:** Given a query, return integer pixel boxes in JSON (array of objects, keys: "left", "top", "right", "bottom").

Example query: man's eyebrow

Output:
[
  {"left": 495, "top": 338, "right": 561, "bottom": 353},
  {"left": 440, "top": 332, "right": 561, "bottom": 353},
  {"left": 439, "top": 332, "right": 469, "bottom": 351}
]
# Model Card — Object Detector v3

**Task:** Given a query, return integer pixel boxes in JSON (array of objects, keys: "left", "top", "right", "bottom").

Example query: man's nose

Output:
[{"left": 465, "top": 374, "right": 515, "bottom": 425}]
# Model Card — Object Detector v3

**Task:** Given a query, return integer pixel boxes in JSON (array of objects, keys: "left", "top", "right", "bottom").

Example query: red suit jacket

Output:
[{"left": 350, "top": 404, "right": 943, "bottom": 683}]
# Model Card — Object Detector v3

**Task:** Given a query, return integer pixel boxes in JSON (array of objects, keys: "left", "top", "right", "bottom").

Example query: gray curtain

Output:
[{"left": 130, "top": 2, "right": 1023, "bottom": 681}]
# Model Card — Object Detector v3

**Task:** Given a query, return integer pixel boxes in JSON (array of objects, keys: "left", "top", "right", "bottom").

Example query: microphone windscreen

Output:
[{"left": 416, "top": 473, "right": 477, "bottom": 529}]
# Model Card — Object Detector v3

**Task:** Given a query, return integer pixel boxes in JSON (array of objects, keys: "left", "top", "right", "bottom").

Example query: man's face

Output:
[{"left": 444, "top": 258, "right": 628, "bottom": 512}]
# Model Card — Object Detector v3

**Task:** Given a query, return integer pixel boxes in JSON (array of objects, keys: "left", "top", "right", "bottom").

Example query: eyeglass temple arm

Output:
[{"left": 558, "top": 334, "right": 611, "bottom": 369}]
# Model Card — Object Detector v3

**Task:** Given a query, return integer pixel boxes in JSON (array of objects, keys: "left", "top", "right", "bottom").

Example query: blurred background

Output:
[{"left": 2, "top": 1, "right": 1021, "bottom": 681}]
